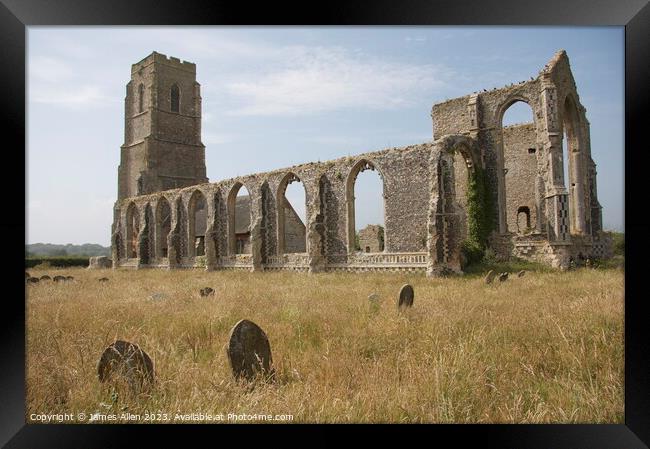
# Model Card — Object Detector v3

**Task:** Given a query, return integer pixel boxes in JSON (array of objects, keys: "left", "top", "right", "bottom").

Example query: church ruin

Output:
[{"left": 112, "top": 50, "right": 611, "bottom": 274}]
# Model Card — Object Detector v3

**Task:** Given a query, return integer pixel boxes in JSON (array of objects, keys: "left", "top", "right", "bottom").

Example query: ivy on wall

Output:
[{"left": 462, "top": 165, "right": 494, "bottom": 263}]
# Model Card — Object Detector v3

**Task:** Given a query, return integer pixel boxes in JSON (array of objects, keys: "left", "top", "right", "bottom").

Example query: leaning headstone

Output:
[
  {"left": 97, "top": 340, "right": 154, "bottom": 393},
  {"left": 98, "top": 277, "right": 109, "bottom": 282},
  {"left": 53, "top": 275, "right": 66, "bottom": 282},
  {"left": 200, "top": 287, "right": 215, "bottom": 297},
  {"left": 88, "top": 256, "right": 113, "bottom": 269},
  {"left": 149, "top": 292, "right": 168, "bottom": 301},
  {"left": 27, "top": 277, "right": 40, "bottom": 284},
  {"left": 40, "top": 275, "right": 51, "bottom": 281},
  {"left": 227, "top": 319, "right": 273, "bottom": 382},
  {"left": 498, "top": 272, "right": 509, "bottom": 282},
  {"left": 398, "top": 284, "right": 414, "bottom": 309},
  {"left": 484, "top": 270, "right": 496, "bottom": 284},
  {"left": 517, "top": 270, "right": 526, "bottom": 278}
]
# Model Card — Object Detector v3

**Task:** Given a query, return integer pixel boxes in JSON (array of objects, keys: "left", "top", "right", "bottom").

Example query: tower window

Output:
[
  {"left": 170, "top": 84, "right": 180, "bottom": 113},
  {"left": 527, "top": 147, "right": 536, "bottom": 154},
  {"left": 137, "top": 83, "right": 144, "bottom": 113}
]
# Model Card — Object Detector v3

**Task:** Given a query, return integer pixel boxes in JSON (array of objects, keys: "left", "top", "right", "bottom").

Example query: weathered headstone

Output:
[
  {"left": 398, "top": 284, "right": 414, "bottom": 309},
  {"left": 27, "top": 277, "right": 40, "bottom": 284},
  {"left": 517, "top": 270, "right": 526, "bottom": 278},
  {"left": 40, "top": 275, "right": 51, "bottom": 281},
  {"left": 368, "top": 292, "right": 380, "bottom": 302},
  {"left": 227, "top": 319, "right": 273, "bottom": 381},
  {"left": 97, "top": 340, "right": 154, "bottom": 393},
  {"left": 53, "top": 275, "right": 66, "bottom": 282},
  {"left": 484, "top": 270, "right": 496, "bottom": 284},
  {"left": 149, "top": 292, "right": 167, "bottom": 301},
  {"left": 200, "top": 287, "right": 215, "bottom": 297},
  {"left": 98, "top": 277, "right": 109, "bottom": 282},
  {"left": 498, "top": 272, "right": 509, "bottom": 282},
  {"left": 88, "top": 256, "right": 113, "bottom": 269}
]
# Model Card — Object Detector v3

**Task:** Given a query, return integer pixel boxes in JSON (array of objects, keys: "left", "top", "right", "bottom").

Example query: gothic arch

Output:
[
  {"left": 561, "top": 92, "right": 588, "bottom": 234},
  {"left": 277, "top": 172, "right": 307, "bottom": 254},
  {"left": 187, "top": 189, "right": 207, "bottom": 258},
  {"left": 345, "top": 159, "right": 386, "bottom": 254},
  {"left": 495, "top": 96, "right": 539, "bottom": 234},
  {"left": 227, "top": 182, "right": 253, "bottom": 255},
  {"left": 125, "top": 201, "right": 139, "bottom": 259},
  {"left": 155, "top": 196, "right": 172, "bottom": 259}
]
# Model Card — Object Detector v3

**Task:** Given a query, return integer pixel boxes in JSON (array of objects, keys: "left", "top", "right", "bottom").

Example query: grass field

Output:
[{"left": 25, "top": 264, "right": 624, "bottom": 423}]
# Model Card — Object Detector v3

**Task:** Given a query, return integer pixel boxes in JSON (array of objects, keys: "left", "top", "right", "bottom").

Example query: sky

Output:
[{"left": 27, "top": 26, "right": 624, "bottom": 246}]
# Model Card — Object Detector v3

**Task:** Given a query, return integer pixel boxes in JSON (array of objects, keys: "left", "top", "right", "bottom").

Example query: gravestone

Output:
[
  {"left": 484, "top": 270, "right": 496, "bottom": 284},
  {"left": 227, "top": 319, "right": 273, "bottom": 381},
  {"left": 149, "top": 292, "right": 167, "bottom": 301},
  {"left": 98, "top": 277, "right": 109, "bottom": 282},
  {"left": 200, "top": 287, "right": 215, "bottom": 297},
  {"left": 27, "top": 277, "right": 40, "bottom": 284},
  {"left": 53, "top": 275, "right": 66, "bottom": 282},
  {"left": 368, "top": 293, "right": 379, "bottom": 302},
  {"left": 517, "top": 270, "right": 526, "bottom": 278},
  {"left": 65, "top": 276, "right": 74, "bottom": 281},
  {"left": 40, "top": 275, "right": 51, "bottom": 281},
  {"left": 88, "top": 256, "right": 112, "bottom": 269},
  {"left": 97, "top": 340, "right": 154, "bottom": 393},
  {"left": 398, "top": 284, "right": 414, "bottom": 309},
  {"left": 498, "top": 272, "right": 509, "bottom": 282}
]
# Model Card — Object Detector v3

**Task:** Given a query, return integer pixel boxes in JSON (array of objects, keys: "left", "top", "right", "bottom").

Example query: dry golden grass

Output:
[{"left": 26, "top": 266, "right": 623, "bottom": 423}]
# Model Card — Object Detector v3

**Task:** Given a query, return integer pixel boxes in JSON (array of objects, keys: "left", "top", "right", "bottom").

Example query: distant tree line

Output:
[{"left": 25, "top": 243, "right": 110, "bottom": 258}]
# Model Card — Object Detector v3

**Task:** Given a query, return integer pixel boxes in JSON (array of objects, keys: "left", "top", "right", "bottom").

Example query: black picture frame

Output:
[{"left": 3, "top": 0, "right": 648, "bottom": 447}]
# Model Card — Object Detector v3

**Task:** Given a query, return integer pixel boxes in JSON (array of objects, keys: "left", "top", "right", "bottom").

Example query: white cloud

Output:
[
  {"left": 203, "top": 132, "right": 235, "bottom": 145},
  {"left": 29, "top": 56, "right": 75, "bottom": 82},
  {"left": 223, "top": 45, "right": 453, "bottom": 116},
  {"left": 30, "top": 85, "right": 117, "bottom": 108}
]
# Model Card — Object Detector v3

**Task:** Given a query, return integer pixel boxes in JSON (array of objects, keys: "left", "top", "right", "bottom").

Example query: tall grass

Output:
[{"left": 25, "top": 266, "right": 624, "bottom": 423}]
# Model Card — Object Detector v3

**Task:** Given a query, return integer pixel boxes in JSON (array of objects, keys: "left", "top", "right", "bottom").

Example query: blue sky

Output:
[{"left": 27, "top": 26, "right": 624, "bottom": 246}]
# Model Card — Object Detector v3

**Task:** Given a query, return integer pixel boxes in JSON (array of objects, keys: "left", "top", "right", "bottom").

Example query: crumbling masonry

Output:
[{"left": 112, "top": 50, "right": 612, "bottom": 274}]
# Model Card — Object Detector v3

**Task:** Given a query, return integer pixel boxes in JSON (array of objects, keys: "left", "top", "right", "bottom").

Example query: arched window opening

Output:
[
  {"left": 170, "top": 84, "right": 180, "bottom": 113},
  {"left": 562, "top": 95, "right": 586, "bottom": 235},
  {"left": 278, "top": 173, "right": 307, "bottom": 254},
  {"left": 501, "top": 100, "right": 536, "bottom": 234},
  {"left": 228, "top": 184, "right": 252, "bottom": 255},
  {"left": 138, "top": 83, "right": 144, "bottom": 113},
  {"left": 348, "top": 161, "right": 385, "bottom": 253},
  {"left": 517, "top": 206, "right": 531, "bottom": 234},
  {"left": 125, "top": 203, "right": 139, "bottom": 259},
  {"left": 452, "top": 149, "right": 472, "bottom": 242},
  {"left": 157, "top": 197, "right": 171, "bottom": 259},
  {"left": 188, "top": 191, "right": 207, "bottom": 258}
]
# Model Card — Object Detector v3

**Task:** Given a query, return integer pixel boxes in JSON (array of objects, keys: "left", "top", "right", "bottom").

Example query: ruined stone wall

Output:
[
  {"left": 359, "top": 225, "right": 383, "bottom": 253},
  {"left": 113, "top": 50, "right": 611, "bottom": 273}
]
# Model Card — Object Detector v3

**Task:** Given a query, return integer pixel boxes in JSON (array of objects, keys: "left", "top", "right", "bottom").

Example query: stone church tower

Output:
[{"left": 117, "top": 52, "right": 207, "bottom": 200}]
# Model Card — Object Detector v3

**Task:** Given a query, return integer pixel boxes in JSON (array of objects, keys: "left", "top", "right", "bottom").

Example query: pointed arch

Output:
[
  {"left": 562, "top": 93, "right": 587, "bottom": 234},
  {"left": 170, "top": 83, "right": 180, "bottom": 113},
  {"left": 187, "top": 189, "right": 207, "bottom": 258},
  {"left": 125, "top": 202, "right": 139, "bottom": 259},
  {"left": 155, "top": 196, "right": 171, "bottom": 259},
  {"left": 227, "top": 182, "right": 252, "bottom": 255},
  {"left": 345, "top": 159, "right": 386, "bottom": 254},
  {"left": 137, "top": 83, "right": 144, "bottom": 113},
  {"left": 497, "top": 97, "right": 538, "bottom": 233},
  {"left": 277, "top": 172, "right": 307, "bottom": 254}
]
